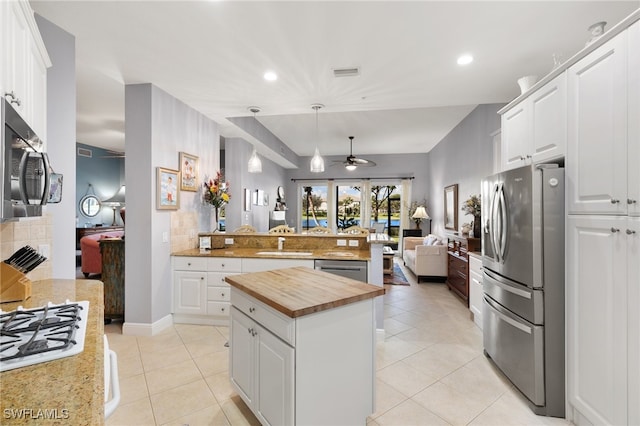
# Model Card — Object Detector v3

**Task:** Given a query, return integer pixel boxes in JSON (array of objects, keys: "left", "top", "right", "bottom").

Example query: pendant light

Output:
[
  {"left": 247, "top": 106, "right": 262, "bottom": 173},
  {"left": 310, "top": 103, "right": 325, "bottom": 173}
]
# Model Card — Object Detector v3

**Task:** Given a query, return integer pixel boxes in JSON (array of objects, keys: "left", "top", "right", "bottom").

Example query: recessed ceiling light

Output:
[
  {"left": 457, "top": 54, "right": 473, "bottom": 66},
  {"left": 263, "top": 71, "right": 278, "bottom": 81}
]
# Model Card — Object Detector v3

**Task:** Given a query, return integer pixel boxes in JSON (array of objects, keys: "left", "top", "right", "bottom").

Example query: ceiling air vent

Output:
[
  {"left": 332, "top": 67, "right": 360, "bottom": 78},
  {"left": 77, "top": 147, "right": 92, "bottom": 158}
]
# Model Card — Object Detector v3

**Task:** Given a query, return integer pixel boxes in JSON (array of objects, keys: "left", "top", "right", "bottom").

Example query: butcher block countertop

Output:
[
  {"left": 0, "top": 279, "right": 105, "bottom": 426},
  {"left": 225, "top": 266, "right": 385, "bottom": 318}
]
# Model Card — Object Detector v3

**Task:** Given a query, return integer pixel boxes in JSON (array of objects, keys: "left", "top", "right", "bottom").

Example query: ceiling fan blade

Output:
[{"left": 353, "top": 158, "right": 376, "bottom": 166}]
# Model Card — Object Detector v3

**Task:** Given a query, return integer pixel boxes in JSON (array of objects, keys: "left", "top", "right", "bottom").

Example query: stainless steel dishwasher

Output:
[{"left": 314, "top": 259, "right": 368, "bottom": 282}]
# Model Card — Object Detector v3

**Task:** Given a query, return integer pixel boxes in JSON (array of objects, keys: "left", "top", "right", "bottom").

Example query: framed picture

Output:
[
  {"left": 157, "top": 167, "right": 180, "bottom": 210},
  {"left": 244, "top": 188, "right": 251, "bottom": 211},
  {"left": 199, "top": 236, "right": 211, "bottom": 250},
  {"left": 444, "top": 184, "right": 458, "bottom": 231},
  {"left": 179, "top": 152, "right": 198, "bottom": 192}
]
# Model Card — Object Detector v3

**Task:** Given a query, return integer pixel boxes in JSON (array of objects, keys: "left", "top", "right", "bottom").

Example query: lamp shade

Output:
[
  {"left": 412, "top": 206, "right": 429, "bottom": 220},
  {"left": 248, "top": 148, "right": 262, "bottom": 173},
  {"left": 102, "top": 185, "right": 126, "bottom": 206}
]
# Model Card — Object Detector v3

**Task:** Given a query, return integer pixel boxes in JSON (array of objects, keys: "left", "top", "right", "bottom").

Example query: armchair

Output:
[
  {"left": 402, "top": 235, "right": 448, "bottom": 282},
  {"left": 80, "top": 230, "right": 124, "bottom": 277}
]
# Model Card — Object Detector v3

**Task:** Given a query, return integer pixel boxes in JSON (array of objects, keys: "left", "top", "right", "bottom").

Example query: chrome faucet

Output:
[{"left": 278, "top": 237, "right": 286, "bottom": 251}]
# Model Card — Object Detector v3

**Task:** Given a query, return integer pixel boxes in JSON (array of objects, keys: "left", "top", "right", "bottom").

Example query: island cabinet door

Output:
[
  {"left": 230, "top": 308, "right": 255, "bottom": 406},
  {"left": 256, "top": 323, "right": 294, "bottom": 426}
]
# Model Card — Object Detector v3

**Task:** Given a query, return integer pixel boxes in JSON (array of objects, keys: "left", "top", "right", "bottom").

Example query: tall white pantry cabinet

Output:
[{"left": 566, "top": 18, "right": 639, "bottom": 426}]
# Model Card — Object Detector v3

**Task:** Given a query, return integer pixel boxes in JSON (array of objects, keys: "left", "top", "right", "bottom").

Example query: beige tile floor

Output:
[{"left": 104, "top": 259, "right": 572, "bottom": 425}]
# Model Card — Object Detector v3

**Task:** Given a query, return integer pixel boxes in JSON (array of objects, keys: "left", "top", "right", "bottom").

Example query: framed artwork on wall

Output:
[
  {"left": 179, "top": 152, "right": 198, "bottom": 192},
  {"left": 444, "top": 183, "right": 458, "bottom": 231},
  {"left": 157, "top": 167, "right": 180, "bottom": 210}
]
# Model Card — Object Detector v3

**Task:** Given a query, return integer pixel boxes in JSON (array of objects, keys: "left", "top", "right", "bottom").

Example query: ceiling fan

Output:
[
  {"left": 333, "top": 136, "right": 376, "bottom": 171},
  {"left": 100, "top": 149, "right": 125, "bottom": 159}
]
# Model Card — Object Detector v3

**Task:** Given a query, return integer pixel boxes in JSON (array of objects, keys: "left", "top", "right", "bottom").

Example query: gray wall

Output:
[
  {"left": 426, "top": 103, "right": 503, "bottom": 237},
  {"left": 125, "top": 83, "right": 220, "bottom": 325},
  {"left": 225, "top": 138, "right": 288, "bottom": 232},
  {"left": 36, "top": 15, "right": 76, "bottom": 279},
  {"left": 76, "top": 143, "right": 125, "bottom": 226}
]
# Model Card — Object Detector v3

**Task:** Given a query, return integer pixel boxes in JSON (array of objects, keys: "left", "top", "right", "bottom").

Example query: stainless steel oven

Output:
[{"left": 1, "top": 97, "right": 50, "bottom": 222}]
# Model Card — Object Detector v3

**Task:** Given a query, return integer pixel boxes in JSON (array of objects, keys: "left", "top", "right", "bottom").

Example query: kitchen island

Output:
[
  {"left": 0, "top": 280, "right": 105, "bottom": 425},
  {"left": 226, "top": 266, "right": 384, "bottom": 425}
]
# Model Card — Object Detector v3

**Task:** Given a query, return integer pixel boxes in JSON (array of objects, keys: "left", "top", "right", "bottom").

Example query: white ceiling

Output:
[{"left": 31, "top": 0, "right": 639, "bottom": 161}]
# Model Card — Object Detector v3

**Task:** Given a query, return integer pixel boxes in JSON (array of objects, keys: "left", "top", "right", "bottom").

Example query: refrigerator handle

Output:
[
  {"left": 498, "top": 183, "right": 508, "bottom": 260},
  {"left": 491, "top": 183, "right": 502, "bottom": 262}
]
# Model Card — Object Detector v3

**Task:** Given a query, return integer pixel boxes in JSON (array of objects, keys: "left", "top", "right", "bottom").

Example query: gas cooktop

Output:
[{"left": 0, "top": 300, "right": 89, "bottom": 372}]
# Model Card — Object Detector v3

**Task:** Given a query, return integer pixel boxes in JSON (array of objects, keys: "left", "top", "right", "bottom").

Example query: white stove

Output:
[{"left": 0, "top": 300, "right": 89, "bottom": 372}]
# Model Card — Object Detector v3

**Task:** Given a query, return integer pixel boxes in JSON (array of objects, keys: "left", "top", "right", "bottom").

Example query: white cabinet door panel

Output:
[
  {"left": 567, "top": 216, "right": 627, "bottom": 425},
  {"left": 531, "top": 73, "right": 566, "bottom": 163},
  {"left": 628, "top": 217, "right": 640, "bottom": 426},
  {"left": 230, "top": 308, "right": 255, "bottom": 406},
  {"left": 568, "top": 34, "right": 628, "bottom": 215},
  {"left": 501, "top": 103, "right": 529, "bottom": 170},
  {"left": 628, "top": 21, "right": 640, "bottom": 216},
  {"left": 173, "top": 272, "right": 206, "bottom": 315}
]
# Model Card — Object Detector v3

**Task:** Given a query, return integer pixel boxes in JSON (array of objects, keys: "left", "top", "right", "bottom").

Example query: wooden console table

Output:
[{"left": 446, "top": 234, "right": 480, "bottom": 305}]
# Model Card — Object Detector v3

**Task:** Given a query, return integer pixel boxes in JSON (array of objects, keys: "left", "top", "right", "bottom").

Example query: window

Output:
[
  {"left": 300, "top": 185, "right": 328, "bottom": 231},
  {"left": 336, "top": 185, "right": 361, "bottom": 230},
  {"left": 370, "top": 184, "right": 402, "bottom": 243}
]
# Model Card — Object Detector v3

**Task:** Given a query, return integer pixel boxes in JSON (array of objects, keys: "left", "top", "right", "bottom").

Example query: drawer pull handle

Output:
[
  {"left": 221, "top": 307, "right": 225, "bottom": 312},
  {"left": 629, "top": 199, "right": 638, "bottom": 204},
  {"left": 249, "top": 307, "right": 255, "bottom": 313},
  {"left": 627, "top": 229, "right": 637, "bottom": 235},
  {"left": 187, "top": 262, "right": 191, "bottom": 266},
  {"left": 201, "top": 276, "right": 204, "bottom": 280},
  {"left": 611, "top": 227, "right": 620, "bottom": 233},
  {"left": 248, "top": 327, "right": 253, "bottom": 334},
  {"left": 221, "top": 293, "right": 225, "bottom": 297},
  {"left": 221, "top": 264, "right": 225, "bottom": 268},
  {"left": 611, "top": 199, "right": 620, "bottom": 204}
]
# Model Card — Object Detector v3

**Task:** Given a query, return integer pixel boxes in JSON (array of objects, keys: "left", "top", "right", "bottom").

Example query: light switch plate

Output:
[
  {"left": 337, "top": 239, "right": 347, "bottom": 246},
  {"left": 348, "top": 240, "right": 359, "bottom": 247}
]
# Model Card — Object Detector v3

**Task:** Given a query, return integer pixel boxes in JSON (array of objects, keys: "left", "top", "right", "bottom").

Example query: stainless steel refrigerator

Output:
[{"left": 481, "top": 164, "right": 565, "bottom": 418}]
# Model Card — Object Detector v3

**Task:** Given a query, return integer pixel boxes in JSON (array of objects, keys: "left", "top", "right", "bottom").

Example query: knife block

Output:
[{"left": 0, "top": 262, "right": 32, "bottom": 303}]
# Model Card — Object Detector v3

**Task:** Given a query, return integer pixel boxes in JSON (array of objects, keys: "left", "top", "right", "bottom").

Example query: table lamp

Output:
[
  {"left": 412, "top": 206, "right": 429, "bottom": 230},
  {"left": 102, "top": 185, "right": 125, "bottom": 226}
]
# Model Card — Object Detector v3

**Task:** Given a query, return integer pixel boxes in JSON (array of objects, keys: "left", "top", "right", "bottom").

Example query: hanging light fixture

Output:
[
  {"left": 247, "top": 106, "right": 263, "bottom": 173},
  {"left": 310, "top": 103, "right": 325, "bottom": 173}
]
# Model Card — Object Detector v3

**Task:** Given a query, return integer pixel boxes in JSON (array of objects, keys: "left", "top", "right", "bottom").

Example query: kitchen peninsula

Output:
[
  {"left": 0, "top": 280, "right": 105, "bottom": 426},
  {"left": 226, "top": 266, "right": 385, "bottom": 425}
]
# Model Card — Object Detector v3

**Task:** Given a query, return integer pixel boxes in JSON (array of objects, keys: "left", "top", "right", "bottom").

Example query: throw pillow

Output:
[{"left": 423, "top": 236, "right": 436, "bottom": 246}]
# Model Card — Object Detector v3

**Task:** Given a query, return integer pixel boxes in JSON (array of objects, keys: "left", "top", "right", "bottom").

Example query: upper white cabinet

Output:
[
  {"left": 628, "top": 21, "right": 640, "bottom": 218},
  {"left": 1, "top": 0, "right": 51, "bottom": 140},
  {"left": 566, "top": 29, "right": 630, "bottom": 215},
  {"left": 501, "top": 73, "right": 567, "bottom": 171}
]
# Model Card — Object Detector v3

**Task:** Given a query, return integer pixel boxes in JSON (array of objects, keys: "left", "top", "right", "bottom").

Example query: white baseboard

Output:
[{"left": 122, "top": 314, "right": 173, "bottom": 336}]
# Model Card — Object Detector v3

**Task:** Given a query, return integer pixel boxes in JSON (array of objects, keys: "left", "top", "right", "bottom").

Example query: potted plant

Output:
[{"left": 461, "top": 194, "right": 481, "bottom": 237}]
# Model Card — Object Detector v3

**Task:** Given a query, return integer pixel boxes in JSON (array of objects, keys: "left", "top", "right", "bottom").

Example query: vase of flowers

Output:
[
  {"left": 461, "top": 194, "right": 481, "bottom": 238},
  {"left": 203, "top": 171, "right": 230, "bottom": 232}
]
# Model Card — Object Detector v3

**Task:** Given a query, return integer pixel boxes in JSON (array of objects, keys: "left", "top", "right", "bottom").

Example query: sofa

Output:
[
  {"left": 80, "top": 230, "right": 124, "bottom": 277},
  {"left": 402, "top": 235, "right": 448, "bottom": 282}
]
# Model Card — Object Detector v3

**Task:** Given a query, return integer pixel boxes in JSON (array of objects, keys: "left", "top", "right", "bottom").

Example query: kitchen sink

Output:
[
  {"left": 255, "top": 251, "right": 313, "bottom": 256},
  {"left": 326, "top": 251, "right": 355, "bottom": 257}
]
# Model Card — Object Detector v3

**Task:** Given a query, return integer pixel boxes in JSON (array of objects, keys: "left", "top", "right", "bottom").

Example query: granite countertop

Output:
[
  {"left": 173, "top": 247, "right": 371, "bottom": 261},
  {"left": 225, "top": 266, "right": 385, "bottom": 318},
  {"left": 0, "top": 279, "right": 105, "bottom": 426}
]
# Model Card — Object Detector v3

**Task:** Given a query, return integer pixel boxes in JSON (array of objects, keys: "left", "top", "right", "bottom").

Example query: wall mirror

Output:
[
  {"left": 80, "top": 195, "right": 101, "bottom": 217},
  {"left": 444, "top": 184, "right": 458, "bottom": 231}
]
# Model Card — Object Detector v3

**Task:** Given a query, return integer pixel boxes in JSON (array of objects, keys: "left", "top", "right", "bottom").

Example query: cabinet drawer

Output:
[
  {"left": 231, "top": 288, "right": 295, "bottom": 346},
  {"left": 174, "top": 256, "right": 207, "bottom": 271},
  {"left": 469, "top": 255, "right": 482, "bottom": 274},
  {"left": 208, "top": 271, "right": 237, "bottom": 287},
  {"left": 207, "top": 301, "right": 230, "bottom": 316},
  {"left": 208, "top": 285, "right": 230, "bottom": 302},
  {"left": 208, "top": 257, "right": 242, "bottom": 272}
]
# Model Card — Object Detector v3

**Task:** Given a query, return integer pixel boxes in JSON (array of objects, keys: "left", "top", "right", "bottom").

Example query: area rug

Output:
[{"left": 384, "top": 264, "right": 410, "bottom": 285}]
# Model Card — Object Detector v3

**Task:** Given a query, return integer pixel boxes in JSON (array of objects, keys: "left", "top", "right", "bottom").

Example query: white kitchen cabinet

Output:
[
  {"left": 230, "top": 286, "right": 375, "bottom": 425},
  {"left": 1, "top": 0, "right": 51, "bottom": 139},
  {"left": 628, "top": 216, "right": 640, "bottom": 426},
  {"left": 501, "top": 73, "right": 566, "bottom": 171},
  {"left": 567, "top": 216, "right": 628, "bottom": 425},
  {"left": 231, "top": 305, "right": 294, "bottom": 426},
  {"left": 567, "top": 30, "right": 629, "bottom": 215},
  {"left": 628, "top": 21, "right": 640, "bottom": 218},
  {"left": 468, "top": 253, "right": 483, "bottom": 330},
  {"left": 172, "top": 256, "right": 240, "bottom": 324}
]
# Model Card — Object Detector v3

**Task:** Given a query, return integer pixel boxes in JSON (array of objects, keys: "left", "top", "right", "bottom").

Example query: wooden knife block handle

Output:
[{"left": 0, "top": 262, "right": 32, "bottom": 303}]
